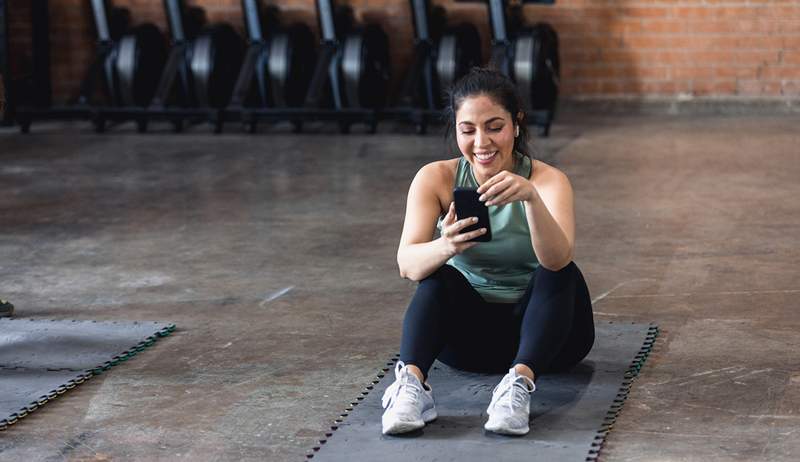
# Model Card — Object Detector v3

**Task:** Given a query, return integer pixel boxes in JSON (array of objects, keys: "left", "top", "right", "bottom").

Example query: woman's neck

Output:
[{"left": 471, "top": 153, "right": 516, "bottom": 185}]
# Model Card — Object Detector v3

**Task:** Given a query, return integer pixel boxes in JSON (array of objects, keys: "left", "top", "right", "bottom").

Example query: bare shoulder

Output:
[
  {"left": 531, "top": 159, "right": 572, "bottom": 191},
  {"left": 413, "top": 158, "right": 459, "bottom": 211},
  {"left": 416, "top": 158, "right": 458, "bottom": 182}
]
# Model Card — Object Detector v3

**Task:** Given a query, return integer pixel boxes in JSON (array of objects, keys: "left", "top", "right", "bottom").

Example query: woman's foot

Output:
[
  {"left": 484, "top": 367, "right": 536, "bottom": 435},
  {"left": 381, "top": 361, "right": 437, "bottom": 435}
]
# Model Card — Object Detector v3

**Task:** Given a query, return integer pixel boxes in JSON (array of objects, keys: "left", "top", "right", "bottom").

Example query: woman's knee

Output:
[
  {"left": 537, "top": 260, "right": 577, "bottom": 276},
  {"left": 418, "top": 265, "right": 462, "bottom": 291},
  {"left": 424, "top": 264, "right": 461, "bottom": 280},
  {"left": 533, "top": 261, "right": 578, "bottom": 293},
  {"left": 409, "top": 266, "right": 461, "bottom": 311}
]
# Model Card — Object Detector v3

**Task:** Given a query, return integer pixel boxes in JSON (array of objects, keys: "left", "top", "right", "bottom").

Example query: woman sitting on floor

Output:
[{"left": 382, "top": 67, "right": 595, "bottom": 436}]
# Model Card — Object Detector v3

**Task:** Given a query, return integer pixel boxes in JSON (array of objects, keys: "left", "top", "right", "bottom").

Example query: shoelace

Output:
[
  {"left": 382, "top": 361, "right": 422, "bottom": 409},
  {"left": 491, "top": 374, "right": 534, "bottom": 414}
]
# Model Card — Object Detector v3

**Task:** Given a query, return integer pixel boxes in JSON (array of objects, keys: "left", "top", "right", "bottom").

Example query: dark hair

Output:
[{"left": 443, "top": 67, "right": 534, "bottom": 160}]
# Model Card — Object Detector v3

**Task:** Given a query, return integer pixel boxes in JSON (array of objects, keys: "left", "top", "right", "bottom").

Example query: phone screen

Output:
[{"left": 453, "top": 188, "right": 492, "bottom": 242}]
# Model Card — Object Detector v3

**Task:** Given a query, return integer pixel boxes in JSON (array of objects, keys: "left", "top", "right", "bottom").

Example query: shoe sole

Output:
[
  {"left": 382, "top": 419, "right": 424, "bottom": 435},
  {"left": 382, "top": 408, "right": 437, "bottom": 435},
  {"left": 484, "top": 423, "right": 529, "bottom": 436},
  {"left": 422, "top": 408, "right": 438, "bottom": 423}
]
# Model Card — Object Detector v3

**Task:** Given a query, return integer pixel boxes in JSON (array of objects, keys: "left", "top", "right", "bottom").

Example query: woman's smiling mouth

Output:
[{"left": 474, "top": 151, "right": 498, "bottom": 165}]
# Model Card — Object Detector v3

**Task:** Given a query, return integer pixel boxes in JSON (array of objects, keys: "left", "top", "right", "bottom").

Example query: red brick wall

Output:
[
  {"left": 6, "top": 0, "right": 32, "bottom": 77},
  {"left": 7, "top": 0, "right": 800, "bottom": 103}
]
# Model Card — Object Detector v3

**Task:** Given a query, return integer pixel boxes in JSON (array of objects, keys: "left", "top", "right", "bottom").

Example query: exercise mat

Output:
[
  {"left": 0, "top": 318, "right": 175, "bottom": 431},
  {"left": 308, "top": 321, "right": 658, "bottom": 462}
]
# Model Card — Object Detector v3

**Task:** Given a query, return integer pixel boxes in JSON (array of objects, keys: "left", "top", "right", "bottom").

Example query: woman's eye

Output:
[
  {"left": 461, "top": 130, "right": 475, "bottom": 135},
  {"left": 489, "top": 126, "right": 503, "bottom": 132}
]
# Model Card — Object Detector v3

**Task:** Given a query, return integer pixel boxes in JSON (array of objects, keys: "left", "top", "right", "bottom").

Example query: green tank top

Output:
[{"left": 438, "top": 152, "right": 540, "bottom": 303}]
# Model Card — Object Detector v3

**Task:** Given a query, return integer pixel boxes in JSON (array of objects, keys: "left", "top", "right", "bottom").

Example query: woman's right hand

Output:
[{"left": 439, "top": 202, "right": 487, "bottom": 257}]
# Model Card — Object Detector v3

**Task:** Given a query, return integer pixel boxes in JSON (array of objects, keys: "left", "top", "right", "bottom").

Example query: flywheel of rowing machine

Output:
[
  {"left": 190, "top": 24, "right": 246, "bottom": 109},
  {"left": 436, "top": 23, "right": 482, "bottom": 97},
  {"left": 513, "top": 23, "right": 560, "bottom": 113},
  {"left": 341, "top": 24, "right": 391, "bottom": 109},
  {"left": 268, "top": 23, "right": 316, "bottom": 107},
  {"left": 115, "top": 24, "right": 168, "bottom": 107}
]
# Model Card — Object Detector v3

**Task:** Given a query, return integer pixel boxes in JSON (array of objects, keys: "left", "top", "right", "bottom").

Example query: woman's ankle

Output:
[
  {"left": 405, "top": 364, "right": 426, "bottom": 384},
  {"left": 513, "top": 363, "right": 536, "bottom": 383}
]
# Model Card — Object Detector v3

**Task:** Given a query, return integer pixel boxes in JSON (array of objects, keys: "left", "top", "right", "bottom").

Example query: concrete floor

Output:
[{"left": 0, "top": 114, "right": 798, "bottom": 461}]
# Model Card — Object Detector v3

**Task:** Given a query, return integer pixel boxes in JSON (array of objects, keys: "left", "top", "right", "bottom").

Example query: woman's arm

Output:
[
  {"left": 476, "top": 165, "right": 575, "bottom": 271},
  {"left": 397, "top": 163, "right": 486, "bottom": 281},
  {"left": 522, "top": 169, "right": 575, "bottom": 271}
]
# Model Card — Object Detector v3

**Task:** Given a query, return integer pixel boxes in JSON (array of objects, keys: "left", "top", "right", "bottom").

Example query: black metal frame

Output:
[
  {"left": 223, "top": 0, "right": 411, "bottom": 133},
  {"left": 15, "top": 0, "right": 214, "bottom": 132},
  {"left": 96, "top": 0, "right": 216, "bottom": 132},
  {"left": 11, "top": 0, "right": 405, "bottom": 134},
  {"left": 224, "top": 0, "right": 313, "bottom": 133},
  {"left": 11, "top": 0, "right": 557, "bottom": 134},
  {"left": 31, "top": 0, "right": 51, "bottom": 107},
  {"left": 224, "top": 0, "right": 363, "bottom": 131},
  {"left": 15, "top": 0, "right": 118, "bottom": 132},
  {"left": 228, "top": 0, "right": 269, "bottom": 111},
  {"left": 393, "top": 0, "right": 445, "bottom": 133},
  {"left": 12, "top": 0, "right": 59, "bottom": 132},
  {"left": 458, "top": 0, "right": 556, "bottom": 135},
  {"left": 0, "top": 0, "right": 10, "bottom": 125}
]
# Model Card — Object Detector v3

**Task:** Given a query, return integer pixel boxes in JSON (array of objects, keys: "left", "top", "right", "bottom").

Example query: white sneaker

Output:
[
  {"left": 381, "top": 361, "right": 437, "bottom": 435},
  {"left": 484, "top": 367, "right": 536, "bottom": 435}
]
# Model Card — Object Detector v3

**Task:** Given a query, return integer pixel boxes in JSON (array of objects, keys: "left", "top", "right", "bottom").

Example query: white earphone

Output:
[{"left": 515, "top": 125, "right": 520, "bottom": 137}]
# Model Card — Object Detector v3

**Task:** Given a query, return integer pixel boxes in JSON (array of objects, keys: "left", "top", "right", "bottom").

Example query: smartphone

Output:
[{"left": 453, "top": 187, "right": 492, "bottom": 242}]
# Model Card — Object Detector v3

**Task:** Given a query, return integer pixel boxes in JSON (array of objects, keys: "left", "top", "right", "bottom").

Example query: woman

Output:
[{"left": 382, "top": 68, "right": 594, "bottom": 436}]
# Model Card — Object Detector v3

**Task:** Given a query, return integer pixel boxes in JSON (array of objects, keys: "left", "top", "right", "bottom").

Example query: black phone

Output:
[{"left": 453, "top": 187, "right": 492, "bottom": 242}]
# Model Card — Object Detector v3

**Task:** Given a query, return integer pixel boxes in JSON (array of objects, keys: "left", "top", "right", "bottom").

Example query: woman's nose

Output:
[{"left": 474, "top": 129, "right": 491, "bottom": 148}]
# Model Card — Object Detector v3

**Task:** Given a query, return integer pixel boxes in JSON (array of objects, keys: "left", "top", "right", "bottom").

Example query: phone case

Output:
[{"left": 453, "top": 188, "right": 492, "bottom": 242}]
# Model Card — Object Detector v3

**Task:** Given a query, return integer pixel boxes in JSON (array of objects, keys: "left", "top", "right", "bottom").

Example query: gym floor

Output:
[{"left": 1, "top": 114, "right": 798, "bottom": 461}]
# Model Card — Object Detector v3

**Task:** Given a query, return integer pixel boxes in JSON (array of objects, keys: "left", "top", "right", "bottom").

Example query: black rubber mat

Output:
[
  {"left": 307, "top": 321, "right": 658, "bottom": 462},
  {"left": 0, "top": 318, "right": 175, "bottom": 431}
]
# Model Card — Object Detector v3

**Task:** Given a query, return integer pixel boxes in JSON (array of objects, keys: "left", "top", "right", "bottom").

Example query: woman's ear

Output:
[{"left": 516, "top": 111, "right": 525, "bottom": 137}]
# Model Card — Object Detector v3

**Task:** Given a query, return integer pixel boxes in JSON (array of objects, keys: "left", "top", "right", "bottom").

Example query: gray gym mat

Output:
[
  {"left": 0, "top": 318, "right": 176, "bottom": 431},
  {"left": 307, "top": 321, "right": 658, "bottom": 462}
]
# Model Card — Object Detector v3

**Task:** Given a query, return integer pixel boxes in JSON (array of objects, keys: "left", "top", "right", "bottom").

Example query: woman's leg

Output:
[
  {"left": 399, "top": 264, "right": 505, "bottom": 380},
  {"left": 388, "top": 265, "right": 518, "bottom": 435},
  {"left": 512, "top": 262, "right": 595, "bottom": 378}
]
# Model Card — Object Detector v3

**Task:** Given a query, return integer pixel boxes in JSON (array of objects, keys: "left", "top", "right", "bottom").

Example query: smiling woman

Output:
[{"left": 383, "top": 67, "right": 595, "bottom": 437}]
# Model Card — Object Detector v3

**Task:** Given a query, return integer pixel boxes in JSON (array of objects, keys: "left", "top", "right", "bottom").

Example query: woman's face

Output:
[{"left": 455, "top": 94, "right": 516, "bottom": 183}]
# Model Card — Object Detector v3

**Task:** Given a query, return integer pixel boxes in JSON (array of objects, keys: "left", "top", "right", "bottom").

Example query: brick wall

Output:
[
  {"left": 7, "top": 0, "right": 800, "bottom": 104},
  {"left": 6, "top": 0, "right": 31, "bottom": 78}
]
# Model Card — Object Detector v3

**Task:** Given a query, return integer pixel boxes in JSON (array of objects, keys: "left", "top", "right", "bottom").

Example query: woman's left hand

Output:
[{"left": 477, "top": 171, "right": 539, "bottom": 207}]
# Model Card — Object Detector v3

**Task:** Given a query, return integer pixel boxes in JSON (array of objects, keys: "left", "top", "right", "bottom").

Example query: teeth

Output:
[{"left": 475, "top": 151, "right": 496, "bottom": 160}]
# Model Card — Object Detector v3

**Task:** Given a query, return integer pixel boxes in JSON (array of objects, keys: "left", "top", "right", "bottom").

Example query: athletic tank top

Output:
[{"left": 437, "top": 152, "right": 540, "bottom": 303}]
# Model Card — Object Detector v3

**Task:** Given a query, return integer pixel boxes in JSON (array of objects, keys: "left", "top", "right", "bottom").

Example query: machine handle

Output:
[
  {"left": 164, "top": 0, "right": 186, "bottom": 42},
  {"left": 90, "top": 0, "right": 111, "bottom": 42},
  {"left": 316, "top": 0, "right": 337, "bottom": 42},
  {"left": 242, "top": 0, "right": 263, "bottom": 41},
  {"left": 410, "top": 0, "right": 430, "bottom": 42}
]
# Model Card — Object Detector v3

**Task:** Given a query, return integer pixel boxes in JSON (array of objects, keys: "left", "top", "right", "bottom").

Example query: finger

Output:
[
  {"left": 477, "top": 171, "right": 505, "bottom": 194},
  {"left": 455, "top": 241, "right": 480, "bottom": 252},
  {"left": 450, "top": 216, "right": 479, "bottom": 233},
  {"left": 486, "top": 186, "right": 518, "bottom": 206},
  {"left": 476, "top": 174, "right": 501, "bottom": 194},
  {"left": 480, "top": 177, "right": 511, "bottom": 202},
  {"left": 454, "top": 228, "right": 488, "bottom": 242},
  {"left": 442, "top": 202, "right": 456, "bottom": 225}
]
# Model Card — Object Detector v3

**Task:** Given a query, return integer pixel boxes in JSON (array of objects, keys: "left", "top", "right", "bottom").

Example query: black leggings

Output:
[{"left": 399, "top": 262, "right": 595, "bottom": 380}]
